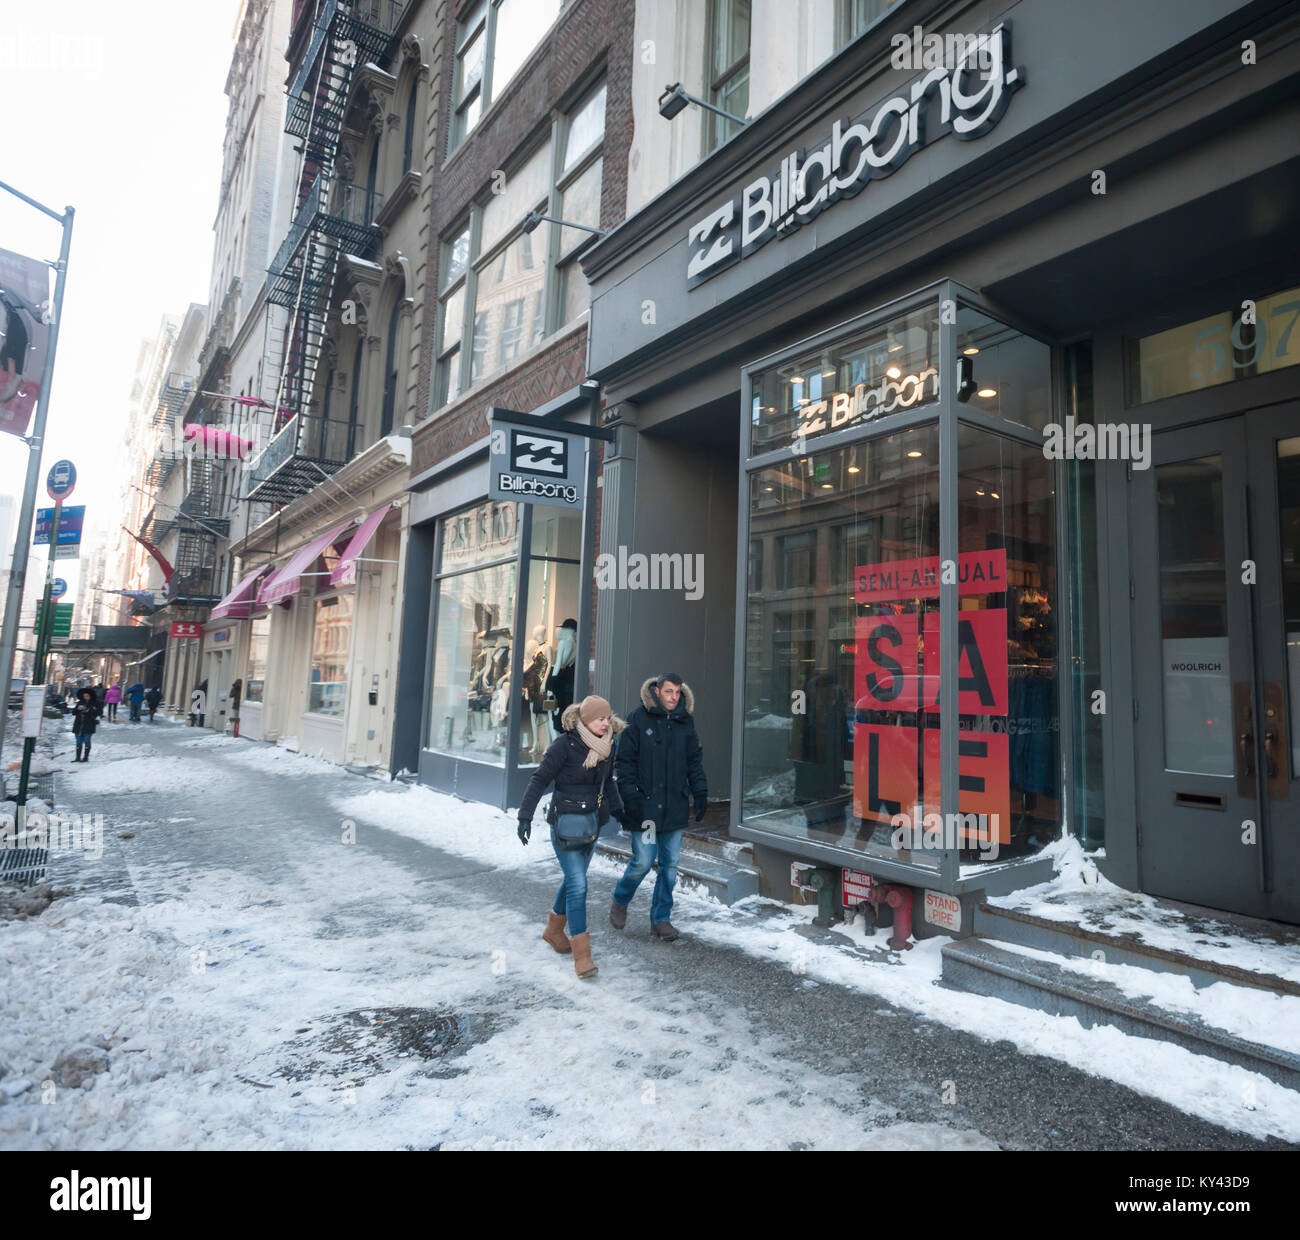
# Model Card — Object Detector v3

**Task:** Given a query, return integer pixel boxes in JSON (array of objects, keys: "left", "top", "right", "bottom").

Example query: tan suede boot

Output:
[
  {"left": 570, "top": 932, "right": 598, "bottom": 979},
  {"left": 542, "top": 911, "right": 572, "bottom": 954}
]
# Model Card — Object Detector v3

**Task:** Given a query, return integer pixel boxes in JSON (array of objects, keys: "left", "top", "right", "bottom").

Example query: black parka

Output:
[
  {"left": 517, "top": 704, "right": 626, "bottom": 827},
  {"left": 71, "top": 692, "right": 100, "bottom": 736},
  {"left": 615, "top": 678, "right": 707, "bottom": 832}
]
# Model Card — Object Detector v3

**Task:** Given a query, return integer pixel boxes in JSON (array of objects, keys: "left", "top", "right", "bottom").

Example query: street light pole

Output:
[{"left": 0, "top": 183, "right": 74, "bottom": 775}]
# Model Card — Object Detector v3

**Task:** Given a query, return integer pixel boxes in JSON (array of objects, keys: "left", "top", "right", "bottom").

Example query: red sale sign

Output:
[
  {"left": 854, "top": 549, "right": 1007, "bottom": 604},
  {"left": 169, "top": 621, "right": 202, "bottom": 640}
]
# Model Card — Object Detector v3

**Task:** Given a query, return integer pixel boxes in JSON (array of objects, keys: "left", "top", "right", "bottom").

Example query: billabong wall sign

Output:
[{"left": 686, "top": 22, "right": 1022, "bottom": 288}]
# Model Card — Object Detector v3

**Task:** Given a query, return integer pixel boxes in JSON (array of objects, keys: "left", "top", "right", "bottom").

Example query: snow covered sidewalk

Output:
[{"left": 1, "top": 721, "right": 1297, "bottom": 1150}]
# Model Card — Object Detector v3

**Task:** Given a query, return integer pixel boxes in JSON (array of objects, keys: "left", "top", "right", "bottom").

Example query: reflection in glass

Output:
[
  {"left": 956, "top": 305, "right": 1053, "bottom": 430},
  {"left": 309, "top": 593, "right": 354, "bottom": 717},
  {"left": 749, "top": 305, "right": 938, "bottom": 456}
]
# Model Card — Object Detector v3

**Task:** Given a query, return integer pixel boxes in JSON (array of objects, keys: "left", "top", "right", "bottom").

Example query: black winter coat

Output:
[
  {"left": 71, "top": 698, "right": 100, "bottom": 736},
  {"left": 517, "top": 705, "right": 626, "bottom": 827},
  {"left": 615, "top": 678, "right": 707, "bottom": 832}
]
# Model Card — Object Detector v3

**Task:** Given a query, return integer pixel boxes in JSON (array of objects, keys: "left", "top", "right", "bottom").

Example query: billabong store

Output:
[
  {"left": 581, "top": 0, "right": 1300, "bottom": 934},
  {"left": 392, "top": 384, "right": 602, "bottom": 807}
]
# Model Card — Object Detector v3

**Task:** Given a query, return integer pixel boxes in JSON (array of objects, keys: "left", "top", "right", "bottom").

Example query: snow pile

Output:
[
  {"left": 0, "top": 881, "right": 70, "bottom": 922},
  {"left": 220, "top": 742, "right": 350, "bottom": 779},
  {"left": 336, "top": 784, "right": 546, "bottom": 872},
  {"left": 61, "top": 756, "right": 231, "bottom": 797}
]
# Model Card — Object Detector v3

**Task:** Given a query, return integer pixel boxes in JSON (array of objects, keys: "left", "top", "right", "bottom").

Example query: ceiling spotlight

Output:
[
  {"left": 957, "top": 355, "right": 977, "bottom": 403},
  {"left": 847, "top": 465, "right": 860, "bottom": 474},
  {"left": 885, "top": 365, "right": 902, "bottom": 379},
  {"left": 991, "top": 491, "right": 1000, "bottom": 499},
  {"left": 976, "top": 488, "right": 985, "bottom": 496},
  {"left": 907, "top": 450, "right": 923, "bottom": 458},
  {"left": 820, "top": 482, "right": 833, "bottom": 489},
  {"left": 963, "top": 346, "right": 979, "bottom": 355},
  {"left": 977, "top": 387, "right": 997, "bottom": 398}
]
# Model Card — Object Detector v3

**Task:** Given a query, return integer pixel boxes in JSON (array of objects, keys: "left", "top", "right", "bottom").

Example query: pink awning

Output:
[
  {"left": 330, "top": 505, "right": 391, "bottom": 587},
  {"left": 209, "top": 565, "right": 270, "bottom": 621},
  {"left": 257, "top": 521, "right": 355, "bottom": 607}
]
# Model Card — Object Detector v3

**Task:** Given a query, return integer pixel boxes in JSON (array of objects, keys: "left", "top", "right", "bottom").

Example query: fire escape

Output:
[{"left": 246, "top": 0, "right": 402, "bottom": 504}]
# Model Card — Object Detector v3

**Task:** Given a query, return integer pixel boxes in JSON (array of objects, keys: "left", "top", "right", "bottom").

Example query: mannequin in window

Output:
[
  {"left": 522, "top": 623, "right": 553, "bottom": 759},
  {"left": 548, "top": 618, "right": 577, "bottom": 730}
]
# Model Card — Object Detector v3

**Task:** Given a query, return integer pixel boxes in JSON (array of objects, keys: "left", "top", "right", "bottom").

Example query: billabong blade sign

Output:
[{"left": 488, "top": 415, "right": 585, "bottom": 510}]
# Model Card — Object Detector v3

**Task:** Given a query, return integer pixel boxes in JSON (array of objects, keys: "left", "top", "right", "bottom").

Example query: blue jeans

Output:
[
  {"left": 550, "top": 827, "right": 596, "bottom": 935},
  {"left": 612, "top": 827, "right": 683, "bottom": 925}
]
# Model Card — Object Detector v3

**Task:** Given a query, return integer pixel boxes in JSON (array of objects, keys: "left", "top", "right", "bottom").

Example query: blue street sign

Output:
[
  {"left": 49, "top": 578, "right": 67, "bottom": 599},
  {"left": 46, "top": 459, "right": 76, "bottom": 502},
  {"left": 33, "top": 505, "right": 85, "bottom": 546}
]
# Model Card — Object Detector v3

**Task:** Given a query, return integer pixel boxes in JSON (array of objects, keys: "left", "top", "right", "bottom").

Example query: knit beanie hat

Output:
[{"left": 579, "top": 694, "right": 611, "bottom": 724}]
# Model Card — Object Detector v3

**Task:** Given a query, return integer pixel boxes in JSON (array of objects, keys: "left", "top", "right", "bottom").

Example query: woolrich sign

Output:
[{"left": 685, "top": 23, "right": 1023, "bottom": 288}]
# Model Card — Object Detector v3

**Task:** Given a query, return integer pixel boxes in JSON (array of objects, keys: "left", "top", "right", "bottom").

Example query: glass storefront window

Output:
[
  {"left": 1279, "top": 438, "right": 1300, "bottom": 777},
  {"left": 749, "top": 304, "right": 938, "bottom": 456},
  {"left": 245, "top": 616, "right": 269, "bottom": 704},
  {"left": 309, "top": 593, "right": 354, "bottom": 717},
  {"left": 956, "top": 305, "right": 1053, "bottom": 431},
  {"left": 428, "top": 559, "right": 517, "bottom": 765},
  {"left": 957, "top": 425, "right": 1060, "bottom": 865},
  {"left": 743, "top": 424, "right": 943, "bottom": 870},
  {"left": 1128, "top": 284, "right": 1300, "bottom": 404}
]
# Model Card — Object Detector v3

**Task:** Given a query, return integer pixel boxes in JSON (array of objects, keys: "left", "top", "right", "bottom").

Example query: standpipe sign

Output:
[
  {"left": 686, "top": 22, "right": 1023, "bottom": 288},
  {"left": 488, "top": 418, "right": 585, "bottom": 510}
]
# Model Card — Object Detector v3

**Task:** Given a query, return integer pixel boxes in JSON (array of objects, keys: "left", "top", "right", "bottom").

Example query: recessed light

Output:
[
  {"left": 991, "top": 491, "right": 1000, "bottom": 499},
  {"left": 977, "top": 387, "right": 997, "bottom": 398},
  {"left": 847, "top": 465, "right": 860, "bottom": 474},
  {"left": 820, "top": 482, "right": 833, "bottom": 489},
  {"left": 976, "top": 489, "right": 985, "bottom": 496},
  {"left": 907, "top": 450, "right": 923, "bottom": 458},
  {"left": 963, "top": 347, "right": 979, "bottom": 355},
  {"left": 886, "top": 366, "right": 902, "bottom": 379}
]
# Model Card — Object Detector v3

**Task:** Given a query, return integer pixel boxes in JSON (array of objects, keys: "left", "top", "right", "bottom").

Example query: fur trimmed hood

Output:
[
  {"left": 640, "top": 677, "right": 695, "bottom": 715},
  {"left": 560, "top": 703, "right": 627, "bottom": 734}
]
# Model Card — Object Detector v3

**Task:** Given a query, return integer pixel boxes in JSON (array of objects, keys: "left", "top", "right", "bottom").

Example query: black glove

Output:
[
  {"left": 694, "top": 794, "right": 708, "bottom": 823},
  {"left": 517, "top": 819, "right": 531, "bottom": 845}
]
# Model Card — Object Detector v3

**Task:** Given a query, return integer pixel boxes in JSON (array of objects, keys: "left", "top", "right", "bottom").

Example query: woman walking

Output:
[
  {"left": 517, "top": 695, "right": 625, "bottom": 979},
  {"left": 104, "top": 681, "right": 121, "bottom": 721},
  {"left": 71, "top": 687, "right": 100, "bottom": 762}
]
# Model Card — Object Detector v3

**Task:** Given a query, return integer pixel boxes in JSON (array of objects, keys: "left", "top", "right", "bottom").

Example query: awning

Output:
[
  {"left": 257, "top": 520, "right": 355, "bottom": 608},
  {"left": 209, "top": 565, "right": 270, "bottom": 621},
  {"left": 330, "top": 505, "right": 391, "bottom": 587}
]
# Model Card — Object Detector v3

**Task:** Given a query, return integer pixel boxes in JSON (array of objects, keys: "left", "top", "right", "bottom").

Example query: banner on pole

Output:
[{"left": 0, "top": 247, "right": 52, "bottom": 438}]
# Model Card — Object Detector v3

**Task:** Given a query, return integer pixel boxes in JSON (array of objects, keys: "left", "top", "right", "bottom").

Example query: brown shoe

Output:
[
  {"left": 570, "top": 931, "right": 598, "bottom": 978},
  {"left": 609, "top": 900, "right": 627, "bottom": 930},
  {"left": 651, "top": 921, "right": 680, "bottom": 941},
  {"left": 542, "top": 911, "right": 572, "bottom": 954}
]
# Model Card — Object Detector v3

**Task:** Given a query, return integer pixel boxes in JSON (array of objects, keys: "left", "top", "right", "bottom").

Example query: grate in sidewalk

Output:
[{"left": 0, "top": 847, "right": 48, "bottom": 887}]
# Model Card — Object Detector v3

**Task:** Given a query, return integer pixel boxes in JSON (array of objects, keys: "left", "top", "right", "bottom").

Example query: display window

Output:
[{"left": 740, "top": 283, "right": 1064, "bottom": 885}]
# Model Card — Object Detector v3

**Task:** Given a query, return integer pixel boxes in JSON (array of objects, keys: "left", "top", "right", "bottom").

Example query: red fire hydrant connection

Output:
[{"left": 868, "top": 882, "right": 915, "bottom": 951}]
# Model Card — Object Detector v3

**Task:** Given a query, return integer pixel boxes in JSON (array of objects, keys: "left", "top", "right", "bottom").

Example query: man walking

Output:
[{"left": 610, "top": 672, "right": 708, "bottom": 941}]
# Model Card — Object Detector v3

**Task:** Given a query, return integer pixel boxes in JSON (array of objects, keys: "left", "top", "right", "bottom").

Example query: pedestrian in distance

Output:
[
  {"left": 144, "top": 685, "right": 162, "bottom": 722},
  {"left": 610, "top": 672, "right": 709, "bottom": 942},
  {"left": 71, "top": 687, "right": 99, "bottom": 762},
  {"left": 104, "top": 681, "right": 121, "bottom": 721},
  {"left": 126, "top": 681, "right": 145, "bottom": 722},
  {"left": 517, "top": 695, "right": 626, "bottom": 980}
]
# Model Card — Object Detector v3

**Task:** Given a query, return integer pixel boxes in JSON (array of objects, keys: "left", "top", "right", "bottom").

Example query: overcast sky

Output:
[{"left": 0, "top": 0, "right": 241, "bottom": 605}]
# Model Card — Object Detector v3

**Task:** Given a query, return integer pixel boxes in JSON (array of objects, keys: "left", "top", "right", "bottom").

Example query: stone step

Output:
[
  {"left": 941, "top": 937, "right": 1300, "bottom": 1092},
  {"left": 974, "top": 902, "right": 1300, "bottom": 997},
  {"left": 595, "top": 834, "right": 760, "bottom": 906}
]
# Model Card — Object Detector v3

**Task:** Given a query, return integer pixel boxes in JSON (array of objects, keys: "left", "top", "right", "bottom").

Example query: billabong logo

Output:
[
  {"left": 50, "top": 1171, "right": 151, "bottom": 1220},
  {"left": 511, "top": 430, "right": 567, "bottom": 476}
]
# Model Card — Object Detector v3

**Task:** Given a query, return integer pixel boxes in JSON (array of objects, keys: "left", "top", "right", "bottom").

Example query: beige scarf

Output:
[{"left": 576, "top": 719, "right": 613, "bottom": 769}]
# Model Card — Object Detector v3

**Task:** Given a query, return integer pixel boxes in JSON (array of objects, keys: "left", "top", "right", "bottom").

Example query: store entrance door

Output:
[{"left": 1130, "top": 410, "right": 1299, "bottom": 922}]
